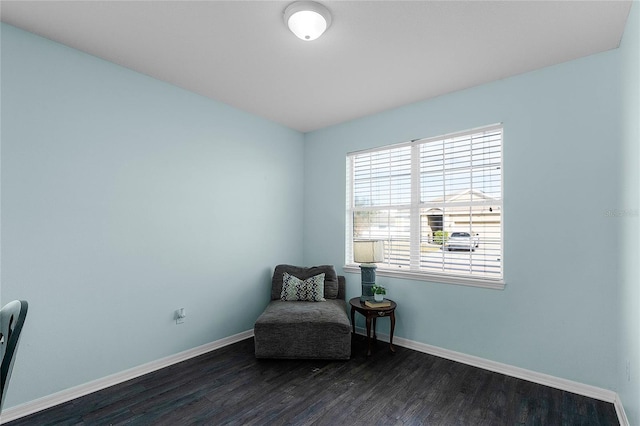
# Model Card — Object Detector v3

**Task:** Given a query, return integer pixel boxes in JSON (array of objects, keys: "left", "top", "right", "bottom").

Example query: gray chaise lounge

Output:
[{"left": 254, "top": 265, "right": 351, "bottom": 360}]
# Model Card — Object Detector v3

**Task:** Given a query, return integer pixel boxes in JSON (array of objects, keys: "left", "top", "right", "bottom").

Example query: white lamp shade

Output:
[
  {"left": 353, "top": 240, "right": 384, "bottom": 264},
  {"left": 284, "top": 1, "right": 332, "bottom": 41}
]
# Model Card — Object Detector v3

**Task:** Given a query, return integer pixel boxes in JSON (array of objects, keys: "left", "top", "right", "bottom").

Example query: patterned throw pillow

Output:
[{"left": 280, "top": 272, "right": 326, "bottom": 302}]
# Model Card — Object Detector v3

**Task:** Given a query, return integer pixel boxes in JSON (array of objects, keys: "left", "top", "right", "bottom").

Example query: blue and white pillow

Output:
[{"left": 280, "top": 272, "right": 326, "bottom": 302}]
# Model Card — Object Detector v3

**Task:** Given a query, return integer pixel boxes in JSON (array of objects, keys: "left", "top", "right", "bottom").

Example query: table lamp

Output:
[{"left": 353, "top": 240, "right": 384, "bottom": 301}]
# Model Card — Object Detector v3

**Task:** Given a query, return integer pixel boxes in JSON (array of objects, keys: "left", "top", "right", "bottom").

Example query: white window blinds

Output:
[{"left": 346, "top": 124, "right": 503, "bottom": 285}]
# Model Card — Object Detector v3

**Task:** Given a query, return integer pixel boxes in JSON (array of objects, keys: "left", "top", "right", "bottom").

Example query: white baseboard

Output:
[
  {"left": 614, "top": 394, "right": 631, "bottom": 426},
  {"left": 0, "top": 329, "right": 255, "bottom": 424},
  {"left": 355, "top": 327, "right": 628, "bottom": 425},
  {"left": 2, "top": 328, "right": 629, "bottom": 426}
]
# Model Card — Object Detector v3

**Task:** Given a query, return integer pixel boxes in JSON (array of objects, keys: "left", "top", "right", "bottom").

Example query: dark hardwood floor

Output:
[{"left": 6, "top": 336, "right": 619, "bottom": 425}]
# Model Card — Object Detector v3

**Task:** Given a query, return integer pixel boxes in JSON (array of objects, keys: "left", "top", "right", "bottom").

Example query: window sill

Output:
[{"left": 342, "top": 265, "right": 505, "bottom": 290}]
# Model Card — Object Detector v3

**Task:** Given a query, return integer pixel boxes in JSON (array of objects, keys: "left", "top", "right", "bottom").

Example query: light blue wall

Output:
[
  {"left": 618, "top": 2, "right": 640, "bottom": 424},
  {"left": 304, "top": 42, "right": 623, "bottom": 390},
  {"left": 0, "top": 23, "right": 305, "bottom": 408},
  {"left": 2, "top": 6, "right": 638, "bottom": 418}
]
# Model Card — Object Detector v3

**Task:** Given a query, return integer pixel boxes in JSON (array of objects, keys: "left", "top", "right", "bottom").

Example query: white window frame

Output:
[{"left": 345, "top": 124, "right": 505, "bottom": 290}]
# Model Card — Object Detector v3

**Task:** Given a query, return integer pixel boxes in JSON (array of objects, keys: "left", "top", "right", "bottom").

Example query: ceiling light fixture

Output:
[{"left": 284, "top": 1, "right": 332, "bottom": 41}]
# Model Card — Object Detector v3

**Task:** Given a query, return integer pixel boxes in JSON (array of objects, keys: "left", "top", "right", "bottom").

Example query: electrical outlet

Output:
[{"left": 175, "top": 307, "right": 186, "bottom": 325}]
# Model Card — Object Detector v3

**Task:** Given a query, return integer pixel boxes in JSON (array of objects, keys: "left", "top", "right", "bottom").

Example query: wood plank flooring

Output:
[{"left": 5, "top": 336, "right": 619, "bottom": 425}]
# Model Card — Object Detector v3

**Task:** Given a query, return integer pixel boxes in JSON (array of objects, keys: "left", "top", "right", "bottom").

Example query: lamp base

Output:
[{"left": 359, "top": 264, "right": 377, "bottom": 302}]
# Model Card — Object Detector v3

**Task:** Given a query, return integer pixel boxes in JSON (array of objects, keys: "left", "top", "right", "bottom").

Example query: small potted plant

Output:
[{"left": 372, "top": 285, "right": 386, "bottom": 302}]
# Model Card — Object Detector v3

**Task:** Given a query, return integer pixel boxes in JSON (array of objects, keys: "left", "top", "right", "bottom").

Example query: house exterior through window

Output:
[{"left": 346, "top": 124, "right": 504, "bottom": 289}]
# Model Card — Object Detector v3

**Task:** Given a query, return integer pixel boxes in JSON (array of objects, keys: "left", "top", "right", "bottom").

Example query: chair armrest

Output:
[{"left": 337, "top": 276, "right": 346, "bottom": 300}]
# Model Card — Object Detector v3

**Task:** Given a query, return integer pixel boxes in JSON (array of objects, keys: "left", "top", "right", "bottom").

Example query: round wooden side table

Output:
[{"left": 349, "top": 297, "right": 397, "bottom": 356}]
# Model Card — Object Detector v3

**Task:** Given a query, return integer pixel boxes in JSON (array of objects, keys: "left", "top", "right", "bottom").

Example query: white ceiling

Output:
[{"left": 0, "top": 1, "right": 632, "bottom": 132}]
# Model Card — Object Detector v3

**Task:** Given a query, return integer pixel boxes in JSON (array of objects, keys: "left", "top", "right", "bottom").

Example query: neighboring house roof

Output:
[
  {"left": 425, "top": 189, "right": 501, "bottom": 213},
  {"left": 432, "top": 188, "right": 499, "bottom": 204}
]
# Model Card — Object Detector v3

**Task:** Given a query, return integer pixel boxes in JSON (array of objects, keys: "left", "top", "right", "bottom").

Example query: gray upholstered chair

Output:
[
  {"left": 1, "top": 300, "right": 29, "bottom": 413},
  {"left": 254, "top": 265, "right": 351, "bottom": 360}
]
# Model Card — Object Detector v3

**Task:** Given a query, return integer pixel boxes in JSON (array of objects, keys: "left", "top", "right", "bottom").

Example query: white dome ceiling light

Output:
[{"left": 284, "top": 1, "right": 332, "bottom": 41}]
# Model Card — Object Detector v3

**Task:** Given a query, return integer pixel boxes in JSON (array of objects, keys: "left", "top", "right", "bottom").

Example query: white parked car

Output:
[{"left": 446, "top": 232, "right": 479, "bottom": 251}]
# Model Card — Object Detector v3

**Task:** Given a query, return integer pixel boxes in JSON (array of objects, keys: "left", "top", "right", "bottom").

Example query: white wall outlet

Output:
[{"left": 175, "top": 307, "right": 186, "bottom": 324}]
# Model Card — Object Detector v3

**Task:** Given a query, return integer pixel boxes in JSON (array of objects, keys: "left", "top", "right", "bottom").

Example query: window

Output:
[{"left": 346, "top": 124, "right": 503, "bottom": 289}]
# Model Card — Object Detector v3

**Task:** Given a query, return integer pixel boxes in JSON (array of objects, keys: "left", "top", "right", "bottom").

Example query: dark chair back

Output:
[{"left": 0, "top": 300, "right": 28, "bottom": 413}]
